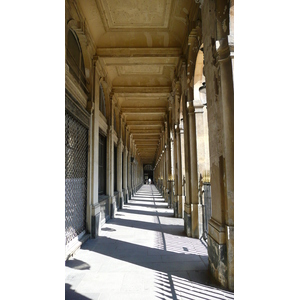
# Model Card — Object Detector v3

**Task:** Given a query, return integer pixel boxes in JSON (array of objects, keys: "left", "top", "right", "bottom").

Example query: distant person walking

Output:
[{"left": 148, "top": 178, "right": 151, "bottom": 185}]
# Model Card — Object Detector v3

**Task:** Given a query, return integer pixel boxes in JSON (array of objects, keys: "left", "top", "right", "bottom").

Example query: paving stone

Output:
[{"left": 65, "top": 185, "right": 234, "bottom": 300}]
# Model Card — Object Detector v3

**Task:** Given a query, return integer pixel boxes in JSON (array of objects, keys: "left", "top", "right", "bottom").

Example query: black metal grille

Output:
[{"left": 65, "top": 111, "right": 88, "bottom": 245}]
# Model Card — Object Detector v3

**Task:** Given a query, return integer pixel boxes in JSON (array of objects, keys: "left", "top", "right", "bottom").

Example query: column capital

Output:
[
  {"left": 175, "top": 124, "right": 181, "bottom": 133},
  {"left": 92, "top": 55, "right": 98, "bottom": 65},
  {"left": 187, "top": 101, "right": 195, "bottom": 114},
  {"left": 118, "top": 137, "right": 123, "bottom": 146},
  {"left": 175, "top": 81, "right": 181, "bottom": 96},
  {"left": 216, "top": 36, "right": 233, "bottom": 62}
]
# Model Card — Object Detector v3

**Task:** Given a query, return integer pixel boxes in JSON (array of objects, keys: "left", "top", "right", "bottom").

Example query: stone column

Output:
[
  {"left": 158, "top": 136, "right": 163, "bottom": 193},
  {"left": 216, "top": 35, "right": 234, "bottom": 291},
  {"left": 180, "top": 119, "right": 186, "bottom": 219},
  {"left": 186, "top": 27, "right": 202, "bottom": 238},
  {"left": 175, "top": 125, "right": 183, "bottom": 218},
  {"left": 187, "top": 100, "right": 200, "bottom": 238},
  {"left": 170, "top": 93, "right": 178, "bottom": 216},
  {"left": 88, "top": 57, "right": 98, "bottom": 237},
  {"left": 174, "top": 80, "right": 183, "bottom": 218},
  {"left": 200, "top": 0, "right": 234, "bottom": 290},
  {"left": 164, "top": 121, "right": 170, "bottom": 206},
  {"left": 182, "top": 92, "right": 191, "bottom": 235},
  {"left": 132, "top": 155, "right": 135, "bottom": 195}
]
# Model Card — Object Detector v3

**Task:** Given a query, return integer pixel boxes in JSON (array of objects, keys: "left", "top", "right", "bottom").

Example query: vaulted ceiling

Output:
[{"left": 78, "top": 0, "right": 194, "bottom": 164}]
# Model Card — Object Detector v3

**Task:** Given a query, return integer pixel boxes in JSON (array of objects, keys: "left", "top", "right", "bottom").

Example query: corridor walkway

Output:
[{"left": 65, "top": 185, "right": 234, "bottom": 300}]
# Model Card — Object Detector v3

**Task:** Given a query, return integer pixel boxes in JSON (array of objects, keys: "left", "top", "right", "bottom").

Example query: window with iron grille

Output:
[{"left": 65, "top": 111, "right": 88, "bottom": 245}]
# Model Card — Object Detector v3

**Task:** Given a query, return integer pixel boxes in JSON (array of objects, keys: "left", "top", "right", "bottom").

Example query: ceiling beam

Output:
[
  {"left": 122, "top": 107, "right": 166, "bottom": 114},
  {"left": 113, "top": 86, "right": 171, "bottom": 94},
  {"left": 131, "top": 133, "right": 161, "bottom": 136},
  {"left": 97, "top": 48, "right": 182, "bottom": 57}
]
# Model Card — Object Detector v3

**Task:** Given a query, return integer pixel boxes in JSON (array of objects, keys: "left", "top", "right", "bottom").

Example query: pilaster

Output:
[
  {"left": 123, "top": 144, "right": 128, "bottom": 204},
  {"left": 108, "top": 92, "right": 116, "bottom": 219},
  {"left": 117, "top": 137, "right": 123, "bottom": 208},
  {"left": 127, "top": 134, "right": 132, "bottom": 199}
]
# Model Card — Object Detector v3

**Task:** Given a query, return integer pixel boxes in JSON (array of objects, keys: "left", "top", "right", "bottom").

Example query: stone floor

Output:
[{"left": 65, "top": 185, "right": 234, "bottom": 300}]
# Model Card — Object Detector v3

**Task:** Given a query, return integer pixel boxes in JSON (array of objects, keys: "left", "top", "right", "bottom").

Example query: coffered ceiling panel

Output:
[
  {"left": 98, "top": 0, "right": 172, "bottom": 29},
  {"left": 116, "top": 65, "right": 164, "bottom": 76}
]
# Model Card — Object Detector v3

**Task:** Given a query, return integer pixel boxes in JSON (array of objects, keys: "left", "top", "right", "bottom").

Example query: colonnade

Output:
[{"left": 66, "top": 0, "right": 234, "bottom": 291}]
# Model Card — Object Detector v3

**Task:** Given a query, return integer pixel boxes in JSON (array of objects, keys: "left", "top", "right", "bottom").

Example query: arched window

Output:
[
  {"left": 99, "top": 85, "right": 106, "bottom": 117},
  {"left": 66, "top": 29, "right": 87, "bottom": 92}
]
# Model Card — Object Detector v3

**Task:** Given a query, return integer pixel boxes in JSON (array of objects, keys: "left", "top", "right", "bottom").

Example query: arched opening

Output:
[
  {"left": 193, "top": 48, "right": 211, "bottom": 239},
  {"left": 66, "top": 29, "right": 88, "bottom": 93},
  {"left": 179, "top": 94, "right": 186, "bottom": 197},
  {"left": 194, "top": 48, "right": 205, "bottom": 102},
  {"left": 144, "top": 164, "right": 153, "bottom": 184}
]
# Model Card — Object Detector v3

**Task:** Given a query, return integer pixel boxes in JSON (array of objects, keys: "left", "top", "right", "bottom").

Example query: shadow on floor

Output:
[
  {"left": 120, "top": 207, "right": 174, "bottom": 218},
  {"left": 124, "top": 202, "right": 168, "bottom": 209},
  {"left": 83, "top": 236, "right": 233, "bottom": 299},
  {"left": 67, "top": 185, "right": 233, "bottom": 299},
  {"left": 65, "top": 258, "right": 90, "bottom": 270},
  {"left": 108, "top": 216, "right": 185, "bottom": 236},
  {"left": 65, "top": 284, "right": 92, "bottom": 300}
]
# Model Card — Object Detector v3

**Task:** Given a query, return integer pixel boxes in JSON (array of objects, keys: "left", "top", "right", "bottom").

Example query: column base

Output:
[
  {"left": 91, "top": 203, "right": 100, "bottom": 238},
  {"left": 91, "top": 197, "right": 109, "bottom": 238},
  {"left": 119, "top": 191, "right": 123, "bottom": 209},
  {"left": 110, "top": 196, "right": 116, "bottom": 219},
  {"left": 207, "top": 234, "right": 228, "bottom": 290},
  {"left": 226, "top": 225, "right": 234, "bottom": 291},
  {"left": 191, "top": 203, "right": 200, "bottom": 239},
  {"left": 178, "top": 196, "right": 184, "bottom": 218},
  {"left": 184, "top": 203, "right": 191, "bottom": 237},
  {"left": 174, "top": 195, "right": 178, "bottom": 217},
  {"left": 207, "top": 218, "right": 228, "bottom": 290},
  {"left": 123, "top": 189, "right": 128, "bottom": 204}
]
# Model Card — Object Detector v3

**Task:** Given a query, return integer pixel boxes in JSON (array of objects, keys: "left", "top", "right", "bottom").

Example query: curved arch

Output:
[
  {"left": 66, "top": 19, "right": 91, "bottom": 82},
  {"left": 193, "top": 48, "right": 205, "bottom": 101},
  {"left": 66, "top": 29, "right": 86, "bottom": 88}
]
